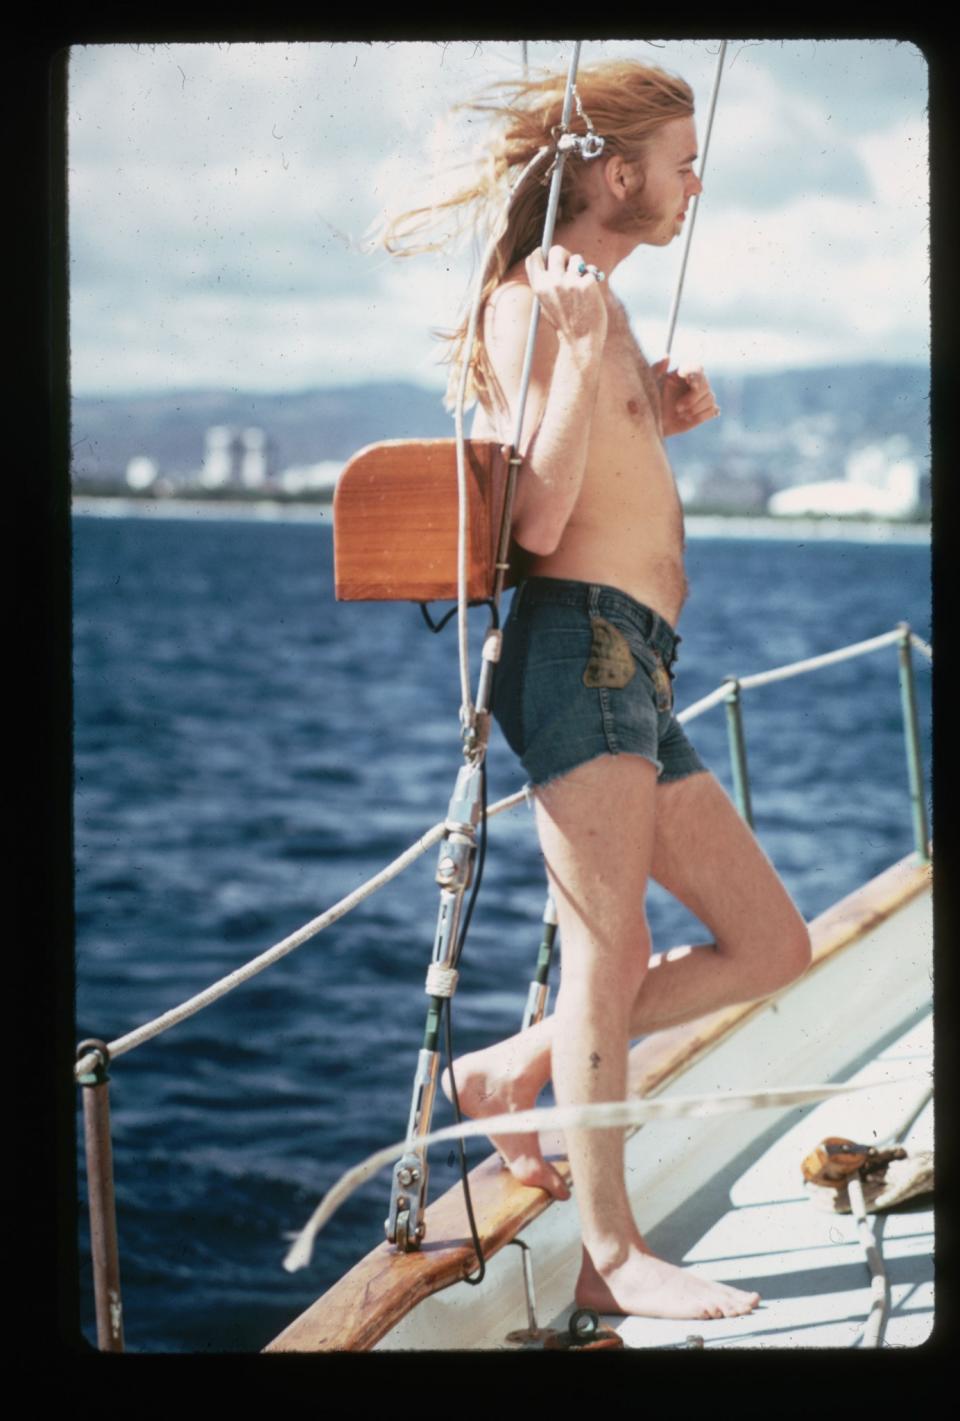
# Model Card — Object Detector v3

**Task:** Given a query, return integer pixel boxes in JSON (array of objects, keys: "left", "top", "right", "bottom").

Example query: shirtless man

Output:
[{"left": 428, "top": 61, "right": 813, "bottom": 1321}]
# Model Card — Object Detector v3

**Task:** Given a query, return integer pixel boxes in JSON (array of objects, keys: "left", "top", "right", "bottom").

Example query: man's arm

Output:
[{"left": 482, "top": 246, "right": 607, "bottom": 556}]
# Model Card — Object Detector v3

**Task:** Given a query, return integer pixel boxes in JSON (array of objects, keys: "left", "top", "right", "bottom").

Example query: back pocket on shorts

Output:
[{"left": 582, "top": 617, "right": 637, "bottom": 689}]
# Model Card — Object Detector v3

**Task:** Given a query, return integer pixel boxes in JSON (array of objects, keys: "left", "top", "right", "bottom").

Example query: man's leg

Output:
[
  {"left": 531, "top": 753, "right": 759, "bottom": 1317},
  {"left": 442, "top": 769, "right": 810, "bottom": 1195},
  {"left": 640, "top": 768, "right": 812, "bottom": 1025}
]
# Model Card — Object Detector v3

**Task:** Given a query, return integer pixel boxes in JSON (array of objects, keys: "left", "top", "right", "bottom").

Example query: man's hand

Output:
[
  {"left": 525, "top": 245, "right": 609, "bottom": 356},
  {"left": 652, "top": 360, "right": 720, "bottom": 437}
]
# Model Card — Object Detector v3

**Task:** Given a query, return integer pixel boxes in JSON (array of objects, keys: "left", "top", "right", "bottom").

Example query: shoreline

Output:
[{"left": 71, "top": 496, "right": 931, "bottom": 545}]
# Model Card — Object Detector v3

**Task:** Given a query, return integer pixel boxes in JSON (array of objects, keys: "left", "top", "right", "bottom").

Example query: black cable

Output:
[
  {"left": 443, "top": 1003, "right": 486, "bottom": 1285},
  {"left": 419, "top": 593, "right": 502, "bottom": 1283},
  {"left": 419, "top": 598, "right": 499, "bottom": 634},
  {"left": 442, "top": 750, "right": 489, "bottom": 1284}
]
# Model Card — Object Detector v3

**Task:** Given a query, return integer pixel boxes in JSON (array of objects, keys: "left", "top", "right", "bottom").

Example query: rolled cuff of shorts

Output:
[{"left": 657, "top": 742, "right": 708, "bottom": 783}]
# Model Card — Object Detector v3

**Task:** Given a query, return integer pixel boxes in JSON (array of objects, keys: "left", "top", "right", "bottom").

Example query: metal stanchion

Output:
[
  {"left": 77, "top": 1039, "right": 125, "bottom": 1352},
  {"left": 723, "top": 676, "right": 754, "bottom": 828},
  {"left": 896, "top": 624, "right": 930, "bottom": 863},
  {"left": 521, "top": 894, "right": 558, "bottom": 1030}
]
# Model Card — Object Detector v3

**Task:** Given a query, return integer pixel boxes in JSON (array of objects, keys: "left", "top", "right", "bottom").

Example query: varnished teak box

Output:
[{"left": 333, "top": 439, "right": 512, "bottom": 602}]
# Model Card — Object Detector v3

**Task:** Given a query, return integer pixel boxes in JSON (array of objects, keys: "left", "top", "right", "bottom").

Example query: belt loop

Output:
[{"left": 587, "top": 584, "right": 601, "bottom": 616}]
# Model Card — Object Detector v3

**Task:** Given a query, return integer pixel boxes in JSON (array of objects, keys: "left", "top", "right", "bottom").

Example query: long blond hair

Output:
[{"left": 380, "top": 59, "right": 695, "bottom": 412}]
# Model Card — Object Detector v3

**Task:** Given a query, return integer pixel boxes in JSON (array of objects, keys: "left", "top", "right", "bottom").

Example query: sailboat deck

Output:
[
  {"left": 267, "top": 857, "right": 932, "bottom": 1353},
  {"left": 608, "top": 1012, "right": 933, "bottom": 1350}
]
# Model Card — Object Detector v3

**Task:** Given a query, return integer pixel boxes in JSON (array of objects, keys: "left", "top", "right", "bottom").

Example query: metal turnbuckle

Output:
[{"left": 385, "top": 764, "right": 483, "bottom": 1250}]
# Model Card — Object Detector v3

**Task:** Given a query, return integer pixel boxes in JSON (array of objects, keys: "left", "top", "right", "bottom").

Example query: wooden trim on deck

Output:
[{"left": 263, "top": 853, "right": 931, "bottom": 1353}]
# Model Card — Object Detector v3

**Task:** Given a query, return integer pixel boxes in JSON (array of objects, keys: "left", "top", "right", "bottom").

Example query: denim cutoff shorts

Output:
[{"left": 493, "top": 577, "right": 707, "bottom": 789}]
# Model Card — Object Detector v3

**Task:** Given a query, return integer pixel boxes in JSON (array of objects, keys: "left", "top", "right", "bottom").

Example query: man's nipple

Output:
[{"left": 627, "top": 398, "right": 640, "bottom": 416}]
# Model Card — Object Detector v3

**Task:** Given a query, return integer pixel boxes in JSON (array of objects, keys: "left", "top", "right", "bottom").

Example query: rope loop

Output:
[
  {"left": 425, "top": 963, "right": 460, "bottom": 998},
  {"left": 76, "top": 1038, "right": 110, "bottom": 1084}
]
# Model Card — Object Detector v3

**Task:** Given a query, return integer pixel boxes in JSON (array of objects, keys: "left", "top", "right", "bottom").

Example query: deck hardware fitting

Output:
[
  {"left": 504, "top": 1239, "right": 559, "bottom": 1346},
  {"left": 543, "top": 1306, "right": 624, "bottom": 1351}
]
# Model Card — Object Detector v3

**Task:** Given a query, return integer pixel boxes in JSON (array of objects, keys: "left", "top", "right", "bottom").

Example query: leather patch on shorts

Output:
[
  {"left": 651, "top": 655, "right": 673, "bottom": 712},
  {"left": 583, "top": 617, "right": 637, "bottom": 689}
]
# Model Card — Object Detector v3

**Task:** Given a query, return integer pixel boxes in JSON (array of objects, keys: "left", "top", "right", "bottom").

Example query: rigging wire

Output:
[
  {"left": 663, "top": 40, "right": 728, "bottom": 362},
  {"left": 452, "top": 42, "right": 584, "bottom": 739},
  {"left": 439, "top": 38, "right": 586, "bottom": 1276}
]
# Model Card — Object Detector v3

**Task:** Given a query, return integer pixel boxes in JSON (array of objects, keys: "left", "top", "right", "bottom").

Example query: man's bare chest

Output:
[{"left": 597, "top": 311, "right": 662, "bottom": 434}]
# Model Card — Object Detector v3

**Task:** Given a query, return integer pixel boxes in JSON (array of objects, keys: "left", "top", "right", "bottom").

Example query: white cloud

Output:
[
  {"left": 856, "top": 117, "right": 928, "bottom": 210},
  {"left": 67, "top": 39, "right": 930, "bottom": 394}
]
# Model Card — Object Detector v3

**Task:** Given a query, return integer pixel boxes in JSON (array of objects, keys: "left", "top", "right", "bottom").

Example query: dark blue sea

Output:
[{"left": 72, "top": 508, "right": 931, "bottom": 1352}]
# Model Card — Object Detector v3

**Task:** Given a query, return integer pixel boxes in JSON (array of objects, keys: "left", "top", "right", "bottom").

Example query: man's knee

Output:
[{"left": 755, "top": 914, "right": 812, "bottom": 996}]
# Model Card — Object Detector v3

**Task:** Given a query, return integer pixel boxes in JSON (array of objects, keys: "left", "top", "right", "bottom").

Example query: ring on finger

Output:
[{"left": 576, "top": 260, "right": 606, "bottom": 283}]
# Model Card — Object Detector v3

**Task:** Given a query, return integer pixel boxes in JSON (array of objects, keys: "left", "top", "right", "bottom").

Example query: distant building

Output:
[
  {"left": 240, "top": 427, "right": 273, "bottom": 488},
  {"left": 125, "top": 456, "right": 158, "bottom": 490},
  {"left": 198, "top": 425, "right": 274, "bottom": 489},
  {"left": 200, "top": 426, "right": 243, "bottom": 487},
  {"left": 768, "top": 437, "right": 921, "bottom": 519}
]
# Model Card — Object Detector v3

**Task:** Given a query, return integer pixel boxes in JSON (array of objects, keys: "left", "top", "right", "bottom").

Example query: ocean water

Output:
[{"left": 72, "top": 510, "right": 931, "bottom": 1352}]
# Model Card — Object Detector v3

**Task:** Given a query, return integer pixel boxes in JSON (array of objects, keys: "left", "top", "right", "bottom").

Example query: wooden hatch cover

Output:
[{"left": 333, "top": 438, "right": 527, "bottom": 603}]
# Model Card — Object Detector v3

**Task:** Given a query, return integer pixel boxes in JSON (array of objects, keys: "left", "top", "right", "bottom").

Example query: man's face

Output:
[{"left": 609, "top": 115, "right": 702, "bottom": 245}]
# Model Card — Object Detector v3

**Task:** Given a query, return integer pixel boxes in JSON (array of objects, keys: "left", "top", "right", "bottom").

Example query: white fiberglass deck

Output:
[
  {"left": 609, "top": 1011, "right": 933, "bottom": 1350},
  {"left": 375, "top": 872, "right": 932, "bottom": 1353}
]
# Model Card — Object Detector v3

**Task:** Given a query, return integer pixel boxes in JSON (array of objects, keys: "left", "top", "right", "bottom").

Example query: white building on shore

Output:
[
  {"left": 200, "top": 426, "right": 274, "bottom": 488},
  {"left": 768, "top": 436, "right": 922, "bottom": 519}
]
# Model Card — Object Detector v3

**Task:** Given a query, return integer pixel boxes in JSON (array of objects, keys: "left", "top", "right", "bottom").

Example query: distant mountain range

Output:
[
  {"left": 71, "top": 382, "right": 458, "bottom": 479},
  {"left": 71, "top": 364, "right": 929, "bottom": 484}
]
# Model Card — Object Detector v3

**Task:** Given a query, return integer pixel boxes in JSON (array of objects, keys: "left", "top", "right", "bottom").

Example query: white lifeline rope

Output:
[
  {"left": 677, "top": 684, "right": 730, "bottom": 726},
  {"left": 678, "top": 626, "right": 926, "bottom": 723},
  {"left": 73, "top": 788, "right": 529, "bottom": 1081},
  {"left": 282, "top": 1072, "right": 927, "bottom": 1271},
  {"left": 737, "top": 628, "right": 903, "bottom": 692},
  {"left": 663, "top": 40, "right": 727, "bottom": 363},
  {"left": 848, "top": 1175, "right": 890, "bottom": 1349},
  {"left": 852, "top": 1076, "right": 932, "bottom": 1349}
]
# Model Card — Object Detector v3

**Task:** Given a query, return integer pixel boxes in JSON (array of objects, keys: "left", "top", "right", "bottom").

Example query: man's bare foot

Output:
[
  {"left": 576, "top": 1243, "right": 761, "bottom": 1320},
  {"left": 440, "top": 1045, "right": 570, "bottom": 1200}
]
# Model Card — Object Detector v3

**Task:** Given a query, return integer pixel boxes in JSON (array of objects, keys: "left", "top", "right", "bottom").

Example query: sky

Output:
[{"left": 67, "top": 39, "right": 929, "bottom": 398}]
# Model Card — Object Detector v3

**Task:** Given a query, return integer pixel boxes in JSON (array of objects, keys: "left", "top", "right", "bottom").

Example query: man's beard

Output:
[{"left": 600, "top": 173, "right": 663, "bottom": 237}]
